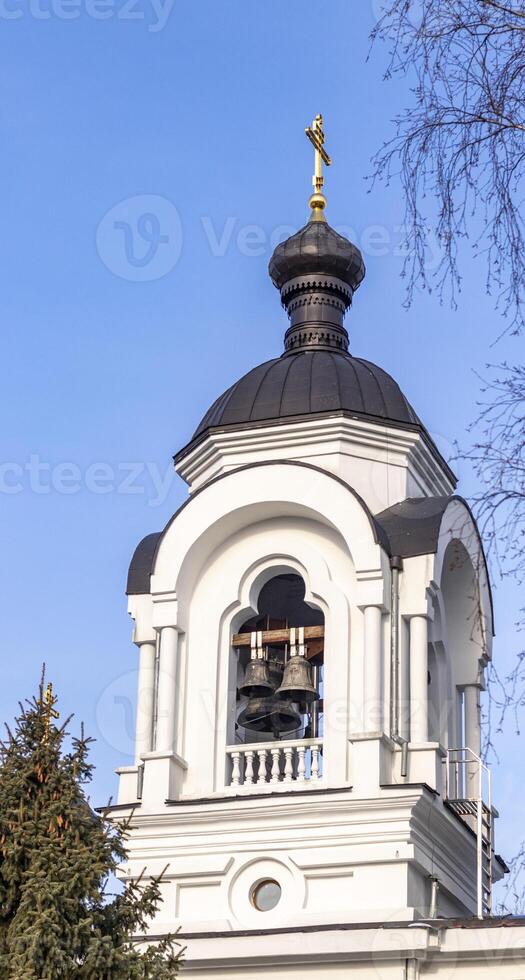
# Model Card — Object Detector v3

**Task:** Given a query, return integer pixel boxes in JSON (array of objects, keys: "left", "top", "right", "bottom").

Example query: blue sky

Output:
[{"left": 0, "top": 0, "right": 522, "bottom": 884}]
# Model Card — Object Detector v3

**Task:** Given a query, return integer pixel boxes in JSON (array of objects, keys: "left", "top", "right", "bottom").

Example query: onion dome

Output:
[
  {"left": 185, "top": 208, "right": 419, "bottom": 447},
  {"left": 268, "top": 213, "right": 365, "bottom": 355},
  {"left": 177, "top": 115, "right": 427, "bottom": 460},
  {"left": 269, "top": 218, "right": 365, "bottom": 293}
]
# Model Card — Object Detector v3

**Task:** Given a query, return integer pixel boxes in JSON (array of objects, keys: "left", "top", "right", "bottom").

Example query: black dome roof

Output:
[
  {"left": 269, "top": 218, "right": 365, "bottom": 293},
  {"left": 176, "top": 209, "right": 425, "bottom": 460},
  {"left": 192, "top": 350, "right": 420, "bottom": 440}
]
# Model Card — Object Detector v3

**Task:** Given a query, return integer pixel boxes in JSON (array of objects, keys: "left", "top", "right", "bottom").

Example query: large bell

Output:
[
  {"left": 275, "top": 655, "right": 319, "bottom": 704},
  {"left": 237, "top": 697, "right": 301, "bottom": 735},
  {"left": 238, "top": 659, "right": 275, "bottom": 698}
]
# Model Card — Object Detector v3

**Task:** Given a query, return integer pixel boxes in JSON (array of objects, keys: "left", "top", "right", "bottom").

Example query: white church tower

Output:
[{"left": 111, "top": 118, "right": 525, "bottom": 977}]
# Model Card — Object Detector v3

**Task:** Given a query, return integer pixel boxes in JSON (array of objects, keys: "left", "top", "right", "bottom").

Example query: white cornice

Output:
[
  {"left": 139, "top": 923, "right": 525, "bottom": 970},
  {"left": 176, "top": 416, "right": 455, "bottom": 502}
]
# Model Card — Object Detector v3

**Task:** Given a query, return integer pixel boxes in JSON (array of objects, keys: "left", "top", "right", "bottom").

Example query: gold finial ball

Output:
[{"left": 308, "top": 191, "right": 327, "bottom": 220}]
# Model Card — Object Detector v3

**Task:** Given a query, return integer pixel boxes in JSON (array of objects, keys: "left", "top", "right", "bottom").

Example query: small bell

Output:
[
  {"left": 237, "top": 697, "right": 301, "bottom": 735},
  {"left": 275, "top": 655, "right": 319, "bottom": 704},
  {"left": 239, "top": 659, "right": 274, "bottom": 699}
]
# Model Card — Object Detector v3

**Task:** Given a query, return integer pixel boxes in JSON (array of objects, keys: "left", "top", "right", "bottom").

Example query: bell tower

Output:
[{"left": 112, "top": 117, "right": 506, "bottom": 970}]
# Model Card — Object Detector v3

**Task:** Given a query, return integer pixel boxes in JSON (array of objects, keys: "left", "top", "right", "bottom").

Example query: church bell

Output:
[
  {"left": 275, "top": 627, "right": 319, "bottom": 704},
  {"left": 237, "top": 697, "right": 301, "bottom": 735},
  {"left": 239, "top": 658, "right": 274, "bottom": 698},
  {"left": 275, "top": 654, "right": 318, "bottom": 704}
]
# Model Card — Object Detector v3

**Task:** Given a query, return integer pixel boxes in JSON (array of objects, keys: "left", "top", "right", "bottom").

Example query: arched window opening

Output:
[
  {"left": 440, "top": 539, "right": 485, "bottom": 759},
  {"left": 227, "top": 574, "right": 325, "bottom": 789}
]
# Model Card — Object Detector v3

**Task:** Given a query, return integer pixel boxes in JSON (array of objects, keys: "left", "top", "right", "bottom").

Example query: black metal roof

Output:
[
  {"left": 374, "top": 496, "right": 452, "bottom": 559},
  {"left": 269, "top": 217, "right": 365, "bottom": 293},
  {"left": 191, "top": 351, "right": 421, "bottom": 441},
  {"left": 375, "top": 494, "right": 494, "bottom": 629},
  {"left": 126, "top": 532, "right": 161, "bottom": 595}
]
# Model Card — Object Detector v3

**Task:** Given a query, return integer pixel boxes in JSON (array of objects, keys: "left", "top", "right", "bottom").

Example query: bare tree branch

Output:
[
  {"left": 371, "top": 3, "right": 525, "bottom": 908},
  {"left": 370, "top": 0, "right": 525, "bottom": 333},
  {"left": 455, "top": 361, "right": 525, "bottom": 909}
]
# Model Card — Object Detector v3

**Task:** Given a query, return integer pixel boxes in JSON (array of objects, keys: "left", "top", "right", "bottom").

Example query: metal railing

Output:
[
  {"left": 444, "top": 748, "right": 492, "bottom": 917},
  {"left": 226, "top": 738, "right": 323, "bottom": 789}
]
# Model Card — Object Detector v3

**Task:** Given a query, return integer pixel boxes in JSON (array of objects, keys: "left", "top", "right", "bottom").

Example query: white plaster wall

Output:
[
  {"left": 181, "top": 966, "right": 406, "bottom": 979},
  {"left": 179, "top": 956, "right": 525, "bottom": 979},
  {"left": 183, "top": 964, "right": 406, "bottom": 980},
  {"left": 120, "top": 784, "right": 483, "bottom": 937},
  {"left": 180, "top": 964, "right": 525, "bottom": 980}
]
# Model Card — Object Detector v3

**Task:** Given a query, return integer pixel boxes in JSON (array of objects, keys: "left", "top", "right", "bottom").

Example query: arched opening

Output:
[
  {"left": 440, "top": 538, "right": 487, "bottom": 800},
  {"left": 441, "top": 540, "right": 486, "bottom": 680},
  {"left": 235, "top": 574, "right": 325, "bottom": 742},
  {"left": 227, "top": 573, "right": 325, "bottom": 788}
]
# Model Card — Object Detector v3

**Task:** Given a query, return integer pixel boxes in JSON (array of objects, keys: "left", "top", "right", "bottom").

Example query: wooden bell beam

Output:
[
  {"left": 232, "top": 625, "right": 324, "bottom": 655},
  {"left": 232, "top": 625, "right": 324, "bottom": 647}
]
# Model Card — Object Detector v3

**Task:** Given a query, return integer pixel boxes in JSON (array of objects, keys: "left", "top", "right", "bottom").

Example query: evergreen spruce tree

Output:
[{"left": 0, "top": 676, "right": 182, "bottom": 978}]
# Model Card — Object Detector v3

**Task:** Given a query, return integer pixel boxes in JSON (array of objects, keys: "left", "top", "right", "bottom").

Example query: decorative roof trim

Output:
[{"left": 175, "top": 406, "right": 457, "bottom": 486}]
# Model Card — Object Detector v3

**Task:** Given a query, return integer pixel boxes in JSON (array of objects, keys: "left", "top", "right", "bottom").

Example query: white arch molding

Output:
[
  {"left": 126, "top": 464, "right": 393, "bottom": 804},
  {"left": 180, "top": 519, "right": 354, "bottom": 798},
  {"left": 150, "top": 462, "right": 389, "bottom": 606}
]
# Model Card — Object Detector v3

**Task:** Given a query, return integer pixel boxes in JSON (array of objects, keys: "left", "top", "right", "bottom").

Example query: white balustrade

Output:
[{"left": 226, "top": 738, "right": 324, "bottom": 789}]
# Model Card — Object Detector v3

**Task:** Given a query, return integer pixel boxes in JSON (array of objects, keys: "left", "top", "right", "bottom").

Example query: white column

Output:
[
  {"left": 134, "top": 640, "right": 156, "bottom": 763},
  {"left": 156, "top": 626, "right": 178, "bottom": 753},
  {"left": 363, "top": 605, "right": 383, "bottom": 732},
  {"left": 465, "top": 685, "right": 481, "bottom": 800},
  {"left": 410, "top": 616, "right": 428, "bottom": 744},
  {"left": 465, "top": 685, "right": 481, "bottom": 757}
]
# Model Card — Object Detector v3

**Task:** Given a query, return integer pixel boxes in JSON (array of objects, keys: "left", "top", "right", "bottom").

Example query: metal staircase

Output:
[{"left": 445, "top": 748, "right": 493, "bottom": 917}]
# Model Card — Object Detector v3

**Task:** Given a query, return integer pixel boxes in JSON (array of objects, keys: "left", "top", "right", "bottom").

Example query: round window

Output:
[{"left": 250, "top": 878, "right": 282, "bottom": 912}]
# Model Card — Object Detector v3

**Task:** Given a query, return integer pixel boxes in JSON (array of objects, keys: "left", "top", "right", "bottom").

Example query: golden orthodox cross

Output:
[{"left": 305, "top": 114, "right": 332, "bottom": 207}]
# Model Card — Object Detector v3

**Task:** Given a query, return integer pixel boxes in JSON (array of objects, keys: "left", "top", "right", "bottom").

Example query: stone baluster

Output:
[
  {"left": 270, "top": 747, "right": 281, "bottom": 783},
  {"left": 230, "top": 751, "right": 241, "bottom": 787},
  {"left": 257, "top": 748, "right": 268, "bottom": 783},
  {"left": 244, "top": 750, "right": 254, "bottom": 785}
]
